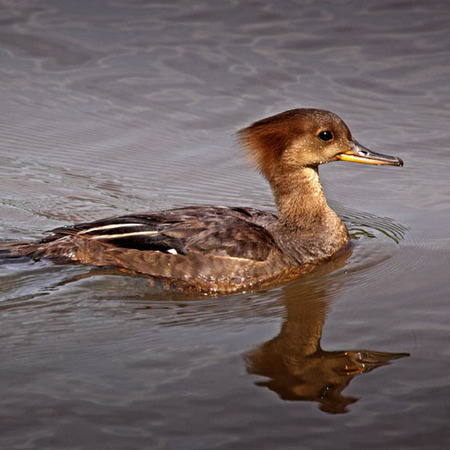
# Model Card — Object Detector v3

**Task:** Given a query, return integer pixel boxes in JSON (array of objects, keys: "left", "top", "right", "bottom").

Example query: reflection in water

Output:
[{"left": 245, "top": 253, "right": 408, "bottom": 414}]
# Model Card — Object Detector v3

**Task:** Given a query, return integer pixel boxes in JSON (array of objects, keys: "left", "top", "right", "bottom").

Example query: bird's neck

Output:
[
  {"left": 267, "top": 166, "right": 349, "bottom": 264},
  {"left": 270, "top": 166, "right": 339, "bottom": 229}
]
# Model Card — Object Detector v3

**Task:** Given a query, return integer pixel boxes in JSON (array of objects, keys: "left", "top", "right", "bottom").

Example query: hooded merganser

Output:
[{"left": 4, "top": 109, "right": 403, "bottom": 293}]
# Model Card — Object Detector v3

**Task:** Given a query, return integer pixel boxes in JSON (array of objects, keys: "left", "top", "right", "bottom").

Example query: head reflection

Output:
[{"left": 244, "top": 251, "right": 408, "bottom": 414}]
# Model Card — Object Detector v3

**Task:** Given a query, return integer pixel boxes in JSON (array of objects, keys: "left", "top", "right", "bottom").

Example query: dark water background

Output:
[{"left": 1, "top": 1, "right": 449, "bottom": 448}]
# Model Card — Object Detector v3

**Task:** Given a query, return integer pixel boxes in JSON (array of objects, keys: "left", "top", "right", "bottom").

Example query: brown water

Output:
[{"left": 1, "top": 1, "right": 450, "bottom": 448}]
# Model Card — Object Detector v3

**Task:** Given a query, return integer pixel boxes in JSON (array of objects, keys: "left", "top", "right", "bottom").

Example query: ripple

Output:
[{"left": 340, "top": 206, "right": 409, "bottom": 244}]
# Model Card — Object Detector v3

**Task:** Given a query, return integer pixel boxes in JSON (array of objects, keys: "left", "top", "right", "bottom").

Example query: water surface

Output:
[{"left": 1, "top": 1, "right": 450, "bottom": 449}]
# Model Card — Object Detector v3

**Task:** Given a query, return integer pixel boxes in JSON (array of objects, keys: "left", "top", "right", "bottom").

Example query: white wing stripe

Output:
[
  {"left": 90, "top": 230, "right": 159, "bottom": 240},
  {"left": 80, "top": 223, "right": 146, "bottom": 234}
]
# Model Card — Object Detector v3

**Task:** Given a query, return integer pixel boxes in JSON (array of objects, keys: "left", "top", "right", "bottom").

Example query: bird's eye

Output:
[{"left": 318, "top": 130, "right": 333, "bottom": 142}]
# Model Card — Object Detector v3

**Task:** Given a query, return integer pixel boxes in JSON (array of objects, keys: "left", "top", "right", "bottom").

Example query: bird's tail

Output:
[{"left": 0, "top": 240, "right": 35, "bottom": 261}]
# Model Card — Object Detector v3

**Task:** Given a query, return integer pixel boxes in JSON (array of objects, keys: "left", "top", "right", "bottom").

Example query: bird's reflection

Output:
[{"left": 245, "top": 251, "right": 408, "bottom": 414}]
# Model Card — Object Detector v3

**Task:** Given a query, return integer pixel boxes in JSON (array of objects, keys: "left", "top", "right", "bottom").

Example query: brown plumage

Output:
[{"left": 1, "top": 109, "right": 403, "bottom": 293}]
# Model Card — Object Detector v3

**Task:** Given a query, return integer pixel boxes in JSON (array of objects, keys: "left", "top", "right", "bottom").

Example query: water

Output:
[{"left": 1, "top": 0, "right": 449, "bottom": 448}]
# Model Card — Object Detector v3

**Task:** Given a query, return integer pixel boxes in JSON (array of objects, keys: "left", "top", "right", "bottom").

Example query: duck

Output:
[{"left": 3, "top": 109, "right": 403, "bottom": 293}]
